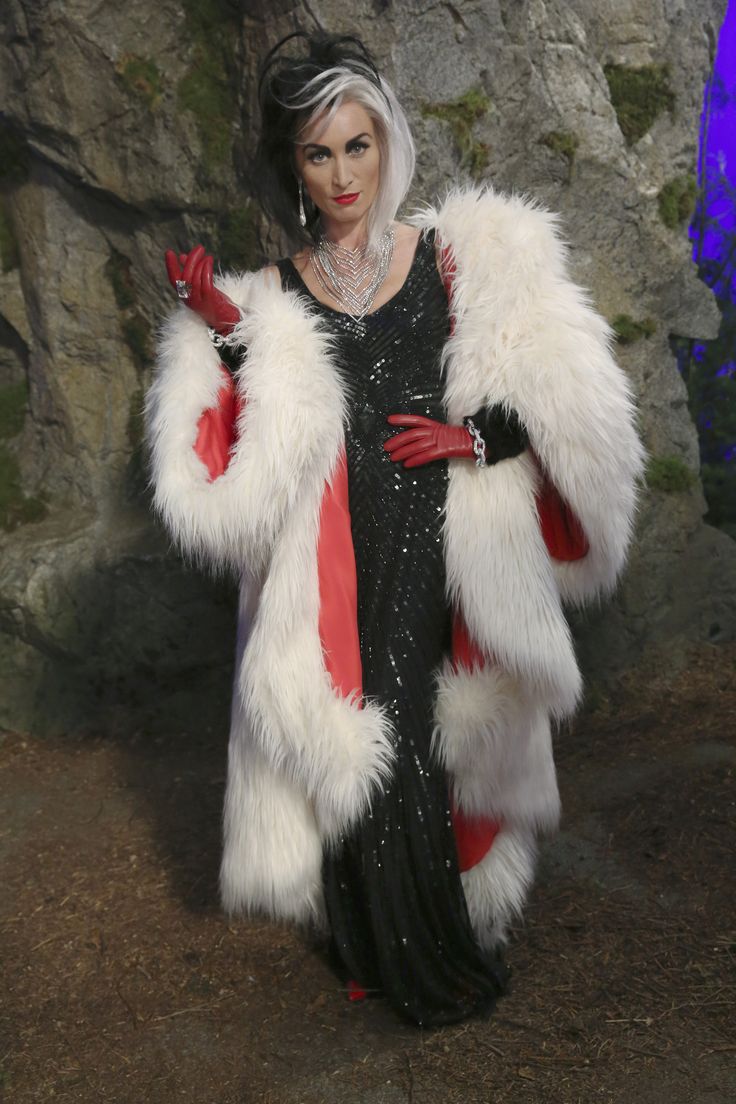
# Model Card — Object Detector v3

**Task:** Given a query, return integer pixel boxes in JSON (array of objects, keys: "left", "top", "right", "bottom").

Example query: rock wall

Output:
[{"left": 0, "top": 0, "right": 733, "bottom": 736}]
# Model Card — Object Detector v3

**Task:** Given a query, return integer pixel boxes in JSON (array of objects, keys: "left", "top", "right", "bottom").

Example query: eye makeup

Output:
[{"left": 302, "top": 131, "right": 372, "bottom": 161}]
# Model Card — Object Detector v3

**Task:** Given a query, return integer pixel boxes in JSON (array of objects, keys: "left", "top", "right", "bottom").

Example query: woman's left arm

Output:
[
  {"left": 495, "top": 210, "right": 648, "bottom": 607},
  {"left": 391, "top": 199, "right": 647, "bottom": 604}
]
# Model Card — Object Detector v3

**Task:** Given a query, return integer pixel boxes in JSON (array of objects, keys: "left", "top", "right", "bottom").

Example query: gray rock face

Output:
[{"left": 0, "top": 0, "right": 733, "bottom": 736}]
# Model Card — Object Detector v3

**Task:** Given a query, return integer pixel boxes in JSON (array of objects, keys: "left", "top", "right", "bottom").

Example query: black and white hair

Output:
[{"left": 254, "top": 31, "right": 416, "bottom": 250}]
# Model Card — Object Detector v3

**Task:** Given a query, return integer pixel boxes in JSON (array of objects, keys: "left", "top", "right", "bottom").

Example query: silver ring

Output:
[{"left": 175, "top": 279, "right": 192, "bottom": 299}]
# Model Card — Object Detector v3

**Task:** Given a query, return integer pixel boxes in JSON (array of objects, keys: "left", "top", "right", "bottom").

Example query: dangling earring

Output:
[{"left": 298, "top": 179, "right": 307, "bottom": 228}]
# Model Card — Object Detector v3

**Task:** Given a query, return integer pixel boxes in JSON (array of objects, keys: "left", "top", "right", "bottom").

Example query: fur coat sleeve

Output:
[
  {"left": 144, "top": 271, "right": 346, "bottom": 575},
  {"left": 412, "top": 187, "right": 648, "bottom": 613}
]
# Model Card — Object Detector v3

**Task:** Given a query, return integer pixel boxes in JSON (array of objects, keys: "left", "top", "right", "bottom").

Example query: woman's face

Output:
[{"left": 294, "top": 100, "right": 381, "bottom": 229}]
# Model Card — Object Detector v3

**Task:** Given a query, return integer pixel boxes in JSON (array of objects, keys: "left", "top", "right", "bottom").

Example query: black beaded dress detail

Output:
[{"left": 276, "top": 229, "right": 508, "bottom": 1027}]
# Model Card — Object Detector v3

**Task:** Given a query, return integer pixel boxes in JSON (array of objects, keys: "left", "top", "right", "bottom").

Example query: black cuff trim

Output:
[{"left": 465, "top": 404, "right": 529, "bottom": 464}]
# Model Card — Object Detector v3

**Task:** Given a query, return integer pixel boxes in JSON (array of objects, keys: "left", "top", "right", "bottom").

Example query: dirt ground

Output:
[{"left": 2, "top": 641, "right": 735, "bottom": 1104}]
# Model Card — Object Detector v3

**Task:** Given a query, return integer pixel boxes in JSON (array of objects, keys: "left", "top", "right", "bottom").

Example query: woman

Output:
[{"left": 146, "top": 32, "right": 646, "bottom": 1027}]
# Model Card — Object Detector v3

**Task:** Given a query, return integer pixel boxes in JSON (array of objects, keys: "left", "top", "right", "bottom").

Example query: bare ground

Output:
[{"left": 1, "top": 641, "right": 735, "bottom": 1103}]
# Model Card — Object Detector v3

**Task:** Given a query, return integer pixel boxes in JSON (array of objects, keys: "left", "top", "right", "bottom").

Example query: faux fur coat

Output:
[{"left": 145, "top": 185, "right": 647, "bottom": 950}]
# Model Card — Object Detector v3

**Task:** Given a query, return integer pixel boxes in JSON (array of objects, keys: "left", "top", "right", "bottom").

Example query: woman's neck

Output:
[{"left": 318, "top": 213, "right": 371, "bottom": 250}]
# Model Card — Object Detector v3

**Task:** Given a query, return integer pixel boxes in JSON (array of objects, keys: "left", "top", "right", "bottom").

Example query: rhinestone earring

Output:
[{"left": 298, "top": 179, "right": 307, "bottom": 228}]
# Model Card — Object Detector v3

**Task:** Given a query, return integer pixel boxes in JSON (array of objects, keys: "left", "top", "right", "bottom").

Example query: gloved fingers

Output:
[
  {"left": 202, "top": 253, "right": 214, "bottom": 297},
  {"left": 190, "top": 256, "right": 206, "bottom": 307},
  {"left": 386, "top": 413, "right": 436, "bottom": 428},
  {"left": 387, "top": 440, "right": 436, "bottom": 463},
  {"left": 383, "top": 428, "right": 431, "bottom": 454},
  {"left": 401, "top": 447, "right": 439, "bottom": 469},
  {"left": 179, "top": 253, "right": 188, "bottom": 266},
  {"left": 165, "top": 249, "right": 182, "bottom": 287},
  {"left": 384, "top": 439, "right": 431, "bottom": 460},
  {"left": 182, "top": 244, "right": 205, "bottom": 283}
]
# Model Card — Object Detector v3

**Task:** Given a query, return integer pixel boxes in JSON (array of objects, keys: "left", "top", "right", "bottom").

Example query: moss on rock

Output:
[
  {"left": 178, "top": 55, "right": 233, "bottom": 165},
  {"left": 125, "top": 387, "right": 149, "bottom": 503},
  {"left": 122, "top": 314, "right": 152, "bottom": 373},
  {"left": 177, "top": 0, "right": 239, "bottom": 166},
  {"left": 645, "top": 454, "right": 697, "bottom": 493},
  {"left": 604, "top": 63, "right": 675, "bottom": 145},
  {"left": 217, "top": 204, "right": 260, "bottom": 271},
  {"left": 0, "top": 380, "right": 47, "bottom": 529},
  {"left": 0, "top": 381, "right": 28, "bottom": 439},
  {"left": 105, "top": 250, "right": 152, "bottom": 371},
  {"left": 658, "top": 175, "right": 697, "bottom": 230},
  {"left": 422, "top": 87, "right": 491, "bottom": 178},
  {"left": 611, "top": 313, "right": 657, "bottom": 345},
  {"left": 0, "top": 197, "right": 19, "bottom": 272},
  {"left": 0, "top": 126, "right": 30, "bottom": 187},
  {"left": 0, "top": 447, "right": 47, "bottom": 531},
  {"left": 540, "top": 130, "right": 580, "bottom": 177},
  {"left": 0, "top": 128, "right": 28, "bottom": 274},
  {"left": 105, "top": 250, "right": 137, "bottom": 311},
  {"left": 116, "top": 54, "right": 163, "bottom": 108}
]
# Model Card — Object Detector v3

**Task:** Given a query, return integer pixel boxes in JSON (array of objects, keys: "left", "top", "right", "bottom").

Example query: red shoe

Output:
[{"left": 347, "top": 979, "right": 367, "bottom": 1002}]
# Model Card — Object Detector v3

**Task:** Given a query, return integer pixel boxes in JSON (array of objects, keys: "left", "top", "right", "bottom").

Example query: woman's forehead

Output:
[{"left": 297, "top": 100, "right": 375, "bottom": 146}]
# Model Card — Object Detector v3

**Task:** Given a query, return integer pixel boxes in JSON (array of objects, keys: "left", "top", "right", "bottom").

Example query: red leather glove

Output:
[
  {"left": 165, "top": 244, "right": 241, "bottom": 336},
  {"left": 383, "top": 413, "right": 478, "bottom": 468}
]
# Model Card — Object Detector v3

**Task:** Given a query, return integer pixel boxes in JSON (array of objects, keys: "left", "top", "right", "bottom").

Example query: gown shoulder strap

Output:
[
  {"left": 275, "top": 255, "right": 309, "bottom": 295},
  {"left": 274, "top": 257, "right": 293, "bottom": 286}
]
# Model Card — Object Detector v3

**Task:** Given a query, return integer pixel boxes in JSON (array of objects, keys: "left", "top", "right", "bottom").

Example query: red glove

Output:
[
  {"left": 383, "top": 413, "right": 478, "bottom": 468},
  {"left": 165, "top": 244, "right": 241, "bottom": 336}
]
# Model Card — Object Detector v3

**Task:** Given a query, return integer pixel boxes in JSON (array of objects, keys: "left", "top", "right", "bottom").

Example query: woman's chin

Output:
[
  {"left": 326, "top": 205, "right": 365, "bottom": 222},
  {"left": 316, "top": 198, "right": 374, "bottom": 228}
]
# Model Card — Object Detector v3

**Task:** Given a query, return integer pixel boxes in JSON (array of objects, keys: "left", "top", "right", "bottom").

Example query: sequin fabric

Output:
[{"left": 276, "top": 229, "right": 508, "bottom": 1027}]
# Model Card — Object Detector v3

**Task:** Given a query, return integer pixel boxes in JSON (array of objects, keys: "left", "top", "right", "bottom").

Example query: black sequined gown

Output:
[{"left": 276, "top": 229, "right": 508, "bottom": 1027}]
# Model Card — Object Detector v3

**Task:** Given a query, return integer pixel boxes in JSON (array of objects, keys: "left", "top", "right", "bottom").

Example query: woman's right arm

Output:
[
  {"left": 144, "top": 250, "right": 280, "bottom": 573},
  {"left": 190, "top": 264, "right": 283, "bottom": 482}
]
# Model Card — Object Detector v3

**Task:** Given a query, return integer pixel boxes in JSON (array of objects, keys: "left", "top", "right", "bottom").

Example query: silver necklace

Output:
[{"left": 310, "top": 226, "right": 395, "bottom": 321}]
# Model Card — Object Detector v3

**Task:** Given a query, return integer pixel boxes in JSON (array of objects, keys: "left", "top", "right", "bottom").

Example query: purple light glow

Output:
[
  {"left": 691, "top": 1, "right": 736, "bottom": 302},
  {"left": 688, "top": 1, "right": 736, "bottom": 493}
]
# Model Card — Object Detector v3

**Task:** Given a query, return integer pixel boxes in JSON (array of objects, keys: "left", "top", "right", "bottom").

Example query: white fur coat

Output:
[{"left": 145, "top": 185, "right": 647, "bottom": 949}]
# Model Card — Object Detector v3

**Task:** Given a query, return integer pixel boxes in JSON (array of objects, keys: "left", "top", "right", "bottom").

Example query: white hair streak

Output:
[{"left": 283, "top": 67, "right": 416, "bottom": 250}]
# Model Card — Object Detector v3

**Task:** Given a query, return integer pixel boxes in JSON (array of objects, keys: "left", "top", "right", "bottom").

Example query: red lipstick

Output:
[{"left": 334, "top": 192, "right": 360, "bottom": 205}]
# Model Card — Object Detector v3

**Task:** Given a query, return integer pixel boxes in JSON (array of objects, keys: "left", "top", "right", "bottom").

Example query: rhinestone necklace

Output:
[{"left": 310, "top": 226, "right": 395, "bottom": 321}]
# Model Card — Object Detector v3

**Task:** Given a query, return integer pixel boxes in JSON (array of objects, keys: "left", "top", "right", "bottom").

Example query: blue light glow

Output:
[
  {"left": 691, "top": 3, "right": 736, "bottom": 302},
  {"left": 684, "top": 0, "right": 736, "bottom": 534}
]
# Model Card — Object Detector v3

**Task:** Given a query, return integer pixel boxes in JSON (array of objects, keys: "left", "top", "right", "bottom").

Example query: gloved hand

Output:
[
  {"left": 383, "top": 413, "right": 477, "bottom": 468},
  {"left": 165, "top": 244, "right": 241, "bottom": 336}
]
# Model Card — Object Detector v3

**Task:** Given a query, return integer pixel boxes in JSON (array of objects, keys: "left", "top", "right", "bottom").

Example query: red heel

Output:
[{"left": 347, "top": 979, "right": 367, "bottom": 1002}]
